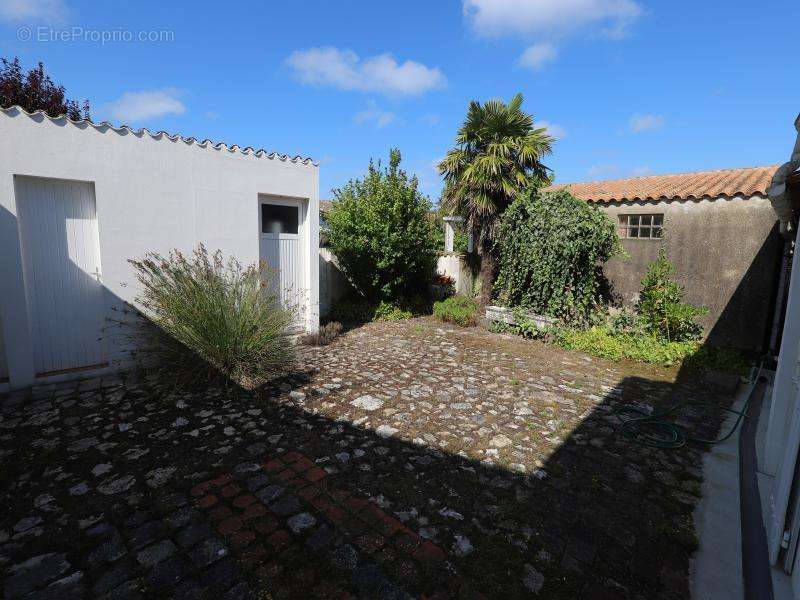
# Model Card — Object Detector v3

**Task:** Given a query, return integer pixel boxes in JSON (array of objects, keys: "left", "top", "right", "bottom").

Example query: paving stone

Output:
[
  {"left": 25, "top": 571, "right": 85, "bottom": 600},
  {"left": 4, "top": 553, "right": 71, "bottom": 598},
  {"left": 188, "top": 537, "right": 229, "bottom": 567},
  {"left": 350, "top": 395, "right": 384, "bottom": 411},
  {"left": 176, "top": 523, "right": 213, "bottom": 549},
  {"left": 0, "top": 319, "right": 729, "bottom": 598},
  {"left": 268, "top": 494, "right": 301, "bottom": 517},
  {"left": 287, "top": 512, "right": 317, "bottom": 533},
  {"left": 92, "top": 559, "right": 137, "bottom": 596},
  {"left": 129, "top": 521, "right": 163, "bottom": 550},
  {"left": 145, "top": 555, "right": 190, "bottom": 589},
  {"left": 136, "top": 540, "right": 177, "bottom": 567}
]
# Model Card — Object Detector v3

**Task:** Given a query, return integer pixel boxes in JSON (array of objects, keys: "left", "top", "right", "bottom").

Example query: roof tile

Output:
[{"left": 549, "top": 165, "right": 779, "bottom": 203}]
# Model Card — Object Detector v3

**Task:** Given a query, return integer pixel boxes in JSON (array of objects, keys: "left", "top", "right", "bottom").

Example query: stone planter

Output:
[{"left": 485, "top": 305, "right": 558, "bottom": 330}]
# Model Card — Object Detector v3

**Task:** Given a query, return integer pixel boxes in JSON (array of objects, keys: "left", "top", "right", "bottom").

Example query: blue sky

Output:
[{"left": 1, "top": 0, "right": 798, "bottom": 202}]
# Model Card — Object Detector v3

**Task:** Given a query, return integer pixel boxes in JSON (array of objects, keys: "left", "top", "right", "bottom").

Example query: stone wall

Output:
[{"left": 597, "top": 195, "right": 782, "bottom": 351}]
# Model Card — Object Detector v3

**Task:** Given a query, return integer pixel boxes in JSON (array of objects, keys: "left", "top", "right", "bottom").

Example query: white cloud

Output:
[
  {"left": 285, "top": 47, "right": 446, "bottom": 96},
  {"left": 104, "top": 89, "right": 186, "bottom": 123},
  {"left": 538, "top": 120, "right": 566, "bottom": 139},
  {"left": 630, "top": 165, "right": 654, "bottom": 176},
  {"left": 0, "top": 0, "right": 66, "bottom": 23},
  {"left": 464, "top": 0, "right": 642, "bottom": 39},
  {"left": 519, "top": 42, "right": 558, "bottom": 70},
  {"left": 353, "top": 101, "right": 396, "bottom": 129},
  {"left": 587, "top": 164, "right": 620, "bottom": 178},
  {"left": 629, "top": 113, "right": 664, "bottom": 133}
]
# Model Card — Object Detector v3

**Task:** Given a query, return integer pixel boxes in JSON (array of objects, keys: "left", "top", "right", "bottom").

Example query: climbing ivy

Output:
[{"left": 494, "top": 188, "right": 623, "bottom": 323}]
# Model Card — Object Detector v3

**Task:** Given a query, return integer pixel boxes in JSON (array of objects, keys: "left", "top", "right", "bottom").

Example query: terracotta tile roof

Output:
[{"left": 549, "top": 165, "right": 779, "bottom": 203}]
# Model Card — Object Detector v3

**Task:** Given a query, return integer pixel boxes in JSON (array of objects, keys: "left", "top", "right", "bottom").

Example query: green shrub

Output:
[
  {"left": 374, "top": 301, "right": 413, "bottom": 321},
  {"left": 329, "top": 298, "right": 416, "bottom": 324},
  {"left": 494, "top": 188, "right": 623, "bottom": 324},
  {"left": 433, "top": 296, "right": 479, "bottom": 327},
  {"left": 499, "top": 314, "right": 750, "bottom": 372},
  {"left": 555, "top": 327, "right": 697, "bottom": 366},
  {"left": 325, "top": 148, "right": 438, "bottom": 303},
  {"left": 128, "top": 245, "right": 295, "bottom": 389},
  {"left": 638, "top": 248, "right": 708, "bottom": 342}
]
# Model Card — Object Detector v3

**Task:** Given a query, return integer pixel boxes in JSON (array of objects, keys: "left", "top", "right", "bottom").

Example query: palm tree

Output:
[{"left": 438, "top": 93, "right": 553, "bottom": 305}]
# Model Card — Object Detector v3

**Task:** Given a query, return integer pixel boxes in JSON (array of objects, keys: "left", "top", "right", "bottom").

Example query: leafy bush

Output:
[
  {"left": 325, "top": 148, "right": 438, "bottom": 303},
  {"left": 128, "top": 245, "right": 295, "bottom": 389},
  {"left": 433, "top": 296, "right": 479, "bottom": 327},
  {"left": 497, "top": 314, "right": 749, "bottom": 373},
  {"left": 555, "top": 327, "right": 697, "bottom": 365},
  {"left": 494, "top": 188, "right": 623, "bottom": 323},
  {"left": 329, "top": 298, "right": 415, "bottom": 324},
  {"left": 301, "top": 321, "right": 343, "bottom": 346},
  {"left": 607, "top": 307, "right": 646, "bottom": 336},
  {"left": 638, "top": 248, "right": 708, "bottom": 342},
  {"left": 374, "top": 301, "right": 413, "bottom": 321}
]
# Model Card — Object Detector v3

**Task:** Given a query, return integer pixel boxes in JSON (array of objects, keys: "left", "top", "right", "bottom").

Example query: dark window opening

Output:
[{"left": 261, "top": 203, "right": 299, "bottom": 234}]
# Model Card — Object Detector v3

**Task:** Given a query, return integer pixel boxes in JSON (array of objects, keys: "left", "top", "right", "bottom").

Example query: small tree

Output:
[
  {"left": 494, "top": 188, "right": 622, "bottom": 322},
  {"left": 637, "top": 248, "right": 708, "bottom": 342},
  {"left": 0, "top": 57, "right": 89, "bottom": 119},
  {"left": 325, "top": 149, "right": 438, "bottom": 303},
  {"left": 439, "top": 93, "right": 553, "bottom": 304}
]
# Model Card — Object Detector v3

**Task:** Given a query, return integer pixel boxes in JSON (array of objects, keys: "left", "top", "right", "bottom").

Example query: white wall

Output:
[
  {"left": 437, "top": 253, "right": 474, "bottom": 296},
  {"left": 0, "top": 107, "right": 319, "bottom": 389}
]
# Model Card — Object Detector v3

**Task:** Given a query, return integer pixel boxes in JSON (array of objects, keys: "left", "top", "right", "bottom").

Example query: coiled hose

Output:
[{"left": 615, "top": 361, "right": 764, "bottom": 449}]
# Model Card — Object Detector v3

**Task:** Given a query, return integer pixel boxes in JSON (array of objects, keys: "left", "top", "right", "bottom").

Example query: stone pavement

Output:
[{"left": 0, "top": 318, "right": 733, "bottom": 598}]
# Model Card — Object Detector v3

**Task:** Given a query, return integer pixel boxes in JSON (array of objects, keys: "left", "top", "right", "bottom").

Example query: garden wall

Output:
[
  {"left": 319, "top": 248, "right": 354, "bottom": 318},
  {"left": 598, "top": 195, "right": 782, "bottom": 351},
  {"left": 437, "top": 253, "right": 474, "bottom": 296}
]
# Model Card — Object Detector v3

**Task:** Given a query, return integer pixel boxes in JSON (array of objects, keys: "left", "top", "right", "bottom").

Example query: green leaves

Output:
[
  {"left": 325, "top": 148, "right": 438, "bottom": 303},
  {"left": 438, "top": 92, "right": 553, "bottom": 251},
  {"left": 637, "top": 248, "right": 708, "bottom": 342},
  {"left": 493, "top": 188, "right": 623, "bottom": 323}
]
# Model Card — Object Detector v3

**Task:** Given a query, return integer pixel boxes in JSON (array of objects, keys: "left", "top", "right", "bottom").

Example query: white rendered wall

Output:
[{"left": 0, "top": 108, "right": 319, "bottom": 389}]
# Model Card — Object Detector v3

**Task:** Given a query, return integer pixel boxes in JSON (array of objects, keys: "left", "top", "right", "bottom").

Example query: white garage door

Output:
[
  {"left": 16, "top": 176, "right": 106, "bottom": 376},
  {"left": 259, "top": 197, "right": 306, "bottom": 328}
]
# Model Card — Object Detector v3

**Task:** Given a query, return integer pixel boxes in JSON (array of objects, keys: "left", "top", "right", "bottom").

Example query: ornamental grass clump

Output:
[{"left": 128, "top": 245, "right": 295, "bottom": 389}]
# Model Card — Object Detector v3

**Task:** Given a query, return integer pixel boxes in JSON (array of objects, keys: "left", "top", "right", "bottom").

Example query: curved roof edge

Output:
[{"left": 0, "top": 104, "right": 318, "bottom": 166}]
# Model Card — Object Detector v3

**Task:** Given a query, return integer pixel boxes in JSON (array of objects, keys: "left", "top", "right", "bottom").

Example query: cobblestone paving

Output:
[{"left": 0, "top": 318, "right": 732, "bottom": 599}]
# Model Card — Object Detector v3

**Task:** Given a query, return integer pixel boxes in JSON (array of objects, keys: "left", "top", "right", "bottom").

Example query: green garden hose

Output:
[{"left": 614, "top": 361, "right": 764, "bottom": 449}]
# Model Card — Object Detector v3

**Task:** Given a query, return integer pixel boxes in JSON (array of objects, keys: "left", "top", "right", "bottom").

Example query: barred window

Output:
[{"left": 618, "top": 214, "right": 663, "bottom": 239}]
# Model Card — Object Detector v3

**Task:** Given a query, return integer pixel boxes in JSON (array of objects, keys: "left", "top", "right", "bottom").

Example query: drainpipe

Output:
[{"left": 769, "top": 241, "right": 792, "bottom": 355}]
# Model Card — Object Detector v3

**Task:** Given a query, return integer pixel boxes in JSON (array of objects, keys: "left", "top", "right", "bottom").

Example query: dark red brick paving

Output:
[{"left": 193, "top": 449, "right": 461, "bottom": 598}]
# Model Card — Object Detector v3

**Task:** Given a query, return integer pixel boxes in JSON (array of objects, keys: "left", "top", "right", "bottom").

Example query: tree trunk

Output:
[{"left": 476, "top": 245, "right": 497, "bottom": 306}]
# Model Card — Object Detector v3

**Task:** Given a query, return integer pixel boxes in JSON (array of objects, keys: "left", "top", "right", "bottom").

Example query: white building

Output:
[
  {"left": 762, "top": 114, "right": 800, "bottom": 595},
  {"left": 0, "top": 106, "right": 320, "bottom": 391}
]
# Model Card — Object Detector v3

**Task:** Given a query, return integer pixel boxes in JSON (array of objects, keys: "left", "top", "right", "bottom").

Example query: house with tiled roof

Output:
[{"left": 550, "top": 165, "right": 783, "bottom": 351}]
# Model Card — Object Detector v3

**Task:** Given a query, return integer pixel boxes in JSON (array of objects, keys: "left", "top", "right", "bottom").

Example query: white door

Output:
[
  {"left": 16, "top": 177, "right": 106, "bottom": 376},
  {"left": 259, "top": 197, "right": 306, "bottom": 327}
]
